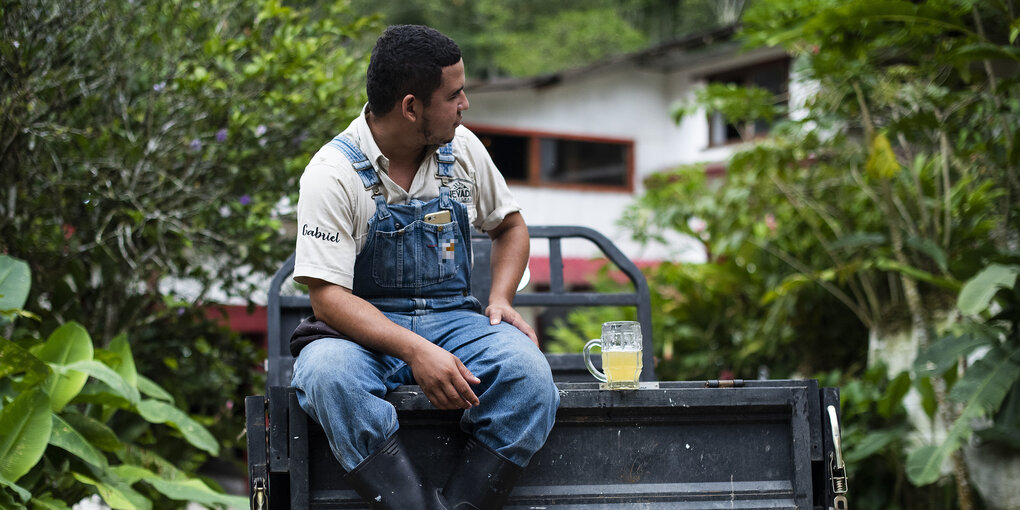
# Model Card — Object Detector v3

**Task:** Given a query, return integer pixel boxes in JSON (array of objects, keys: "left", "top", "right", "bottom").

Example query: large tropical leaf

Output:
[
  {"left": 59, "top": 360, "right": 140, "bottom": 406},
  {"left": 110, "top": 464, "right": 247, "bottom": 508},
  {"left": 49, "top": 414, "right": 108, "bottom": 468},
  {"left": 105, "top": 334, "right": 138, "bottom": 388},
  {"left": 30, "top": 322, "right": 94, "bottom": 411},
  {"left": 72, "top": 471, "right": 151, "bottom": 510},
  {"left": 957, "top": 264, "right": 1020, "bottom": 315},
  {"left": 136, "top": 374, "right": 174, "bottom": 402},
  {"left": 135, "top": 399, "right": 219, "bottom": 455},
  {"left": 913, "top": 331, "right": 991, "bottom": 377},
  {"left": 0, "top": 387, "right": 53, "bottom": 482},
  {"left": 60, "top": 411, "right": 122, "bottom": 453},
  {"left": 907, "top": 345, "right": 1020, "bottom": 485}
]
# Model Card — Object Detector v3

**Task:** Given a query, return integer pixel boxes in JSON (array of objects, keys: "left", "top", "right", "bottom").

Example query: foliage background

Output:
[{"left": 3, "top": 0, "right": 1018, "bottom": 508}]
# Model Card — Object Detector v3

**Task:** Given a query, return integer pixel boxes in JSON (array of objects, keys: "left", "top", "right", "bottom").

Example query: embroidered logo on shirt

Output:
[
  {"left": 449, "top": 180, "right": 474, "bottom": 206},
  {"left": 441, "top": 239, "right": 456, "bottom": 260}
]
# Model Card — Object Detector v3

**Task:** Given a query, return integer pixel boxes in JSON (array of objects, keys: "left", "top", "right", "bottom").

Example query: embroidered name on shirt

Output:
[{"left": 302, "top": 224, "right": 342, "bottom": 243}]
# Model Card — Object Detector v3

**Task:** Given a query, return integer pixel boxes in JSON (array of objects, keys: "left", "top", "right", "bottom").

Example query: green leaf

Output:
[
  {"left": 0, "top": 337, "right": 51, "bottom": 388},
  {"left": 71, "top": 471, "right": 151, "bottom": 510},
  {"left": 958, "top": 264, "right": 1020, "bottom": 315},
  {"left": 907, "top": 345, "right": 1020, "bottom": 485},
  {"left": 136, "top": 374, "right": 173, "bottom": 402},
  {"left": 948, "top": 347, "right": 1020, "bottom": 412},
  {"left": 49, "top": 414, "right": 108, "bottom": 468},
  {"left": 60, "top": 412, "right": 122, "bottom": 452},
  {"left": 59, "top": 360, "right": 140, "bottom": 405},
  {"left": 913, "top": 332, "right": 990, "bottom": 376},
  {"left": 25, "top": 494, "right": 69, "bottom": 509},
  {"left": 866, "top": 132, "right": 901, "bottom": 179},
  {"left": 31, "top": 322, "right": 94, "bottom": 412},
  {"left": 0, "top": 255, "right": 31, "bottom": 325},
  {"left": 135, "top": 399, "right": 219, "bottom": 455},
  {"left": 147, "top": 476, "right": 249, "bottom": 509},
  {"left": 105, "top": 334, "right": 137, "bottom": 388},
  {"left": 0, "top": 387, "right": 52, "bottom": 482},
  {"left": 0, "top": 472, "right": 31, "bottom": 503}
]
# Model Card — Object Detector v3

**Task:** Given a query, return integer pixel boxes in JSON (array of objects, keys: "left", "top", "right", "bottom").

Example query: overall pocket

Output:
[{"left": 370, "top": 220, "right": 459, "bottom": 288}]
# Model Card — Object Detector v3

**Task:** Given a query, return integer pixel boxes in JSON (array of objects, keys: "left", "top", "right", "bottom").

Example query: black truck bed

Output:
[{"left": 246, "top": 226, "right": 847, "bottom": 509}]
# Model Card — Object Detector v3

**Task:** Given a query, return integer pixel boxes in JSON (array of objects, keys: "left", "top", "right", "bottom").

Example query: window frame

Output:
[
  {"left": 704, "top": 57, "right": 791, "bottom": 148},
  {"left": 467, "top": 124, "right": 635, "bottom": 193}
]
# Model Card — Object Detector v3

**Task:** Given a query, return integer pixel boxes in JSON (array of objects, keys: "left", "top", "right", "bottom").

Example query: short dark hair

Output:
[{"left": 367, "top": 25, "right": 462, "bottom": 116}]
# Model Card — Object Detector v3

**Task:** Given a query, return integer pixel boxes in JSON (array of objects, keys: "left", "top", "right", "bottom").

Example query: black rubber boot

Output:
[
  {"left": 345, "top": 434, "right": 448, "bottom": 510},
  {"left": 443, "top": 438, "right": 524, "bottom": 510}
]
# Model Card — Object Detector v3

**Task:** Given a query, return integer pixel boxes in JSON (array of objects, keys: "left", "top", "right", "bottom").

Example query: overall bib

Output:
[{"left": 291, "top": 137, "right": 559, "bottom": 473}]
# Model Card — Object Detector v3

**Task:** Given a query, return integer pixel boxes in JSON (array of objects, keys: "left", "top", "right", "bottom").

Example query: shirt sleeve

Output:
[
  {"left": 460, "top": 129, "right": 522, "bottom": 232},
  {"left": 293, "top": 154, "right": 359, "bottom": 289}
]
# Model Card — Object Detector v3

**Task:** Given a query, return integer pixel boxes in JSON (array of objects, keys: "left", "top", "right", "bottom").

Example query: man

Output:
[{"left": 289, "top": 25, "right": 560, "bottom": 510}]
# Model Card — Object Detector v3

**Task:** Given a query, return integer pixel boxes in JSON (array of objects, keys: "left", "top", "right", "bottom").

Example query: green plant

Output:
[
  {"left": 0, "top": 254, "right": 245, "bottom": 509},
  {"left": 622, "top": 0, "right": 1019, "bottom": 507},
  {"left": 909, "top": 262, "right": 1020, "bottom": 485}
]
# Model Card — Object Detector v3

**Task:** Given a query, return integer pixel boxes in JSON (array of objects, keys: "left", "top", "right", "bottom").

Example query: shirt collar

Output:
[
  {"left": 350, "top": 103, "right": 445, "bottom": 173},
  {"left": 350, "top": 104, "right": 390, "bottom": 172}
]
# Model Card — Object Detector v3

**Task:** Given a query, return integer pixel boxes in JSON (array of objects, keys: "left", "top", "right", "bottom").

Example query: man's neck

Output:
[{"left": 366, "top": 111, "right": 427, "bottom": 171}]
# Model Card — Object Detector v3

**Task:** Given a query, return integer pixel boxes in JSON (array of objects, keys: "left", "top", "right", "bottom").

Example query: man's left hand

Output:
[{"left": 485, "top": 301, "right": 539, "bottom": 347}]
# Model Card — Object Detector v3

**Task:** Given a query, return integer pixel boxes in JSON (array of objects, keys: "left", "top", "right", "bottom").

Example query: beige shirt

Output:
[{"left": 294, "top": 110, "right": 521, "bottom": 289}]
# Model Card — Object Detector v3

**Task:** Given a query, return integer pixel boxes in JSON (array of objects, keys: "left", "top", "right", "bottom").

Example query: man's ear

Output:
[{"left": 400, "top": 94, "right": 418, "bottom": 122}]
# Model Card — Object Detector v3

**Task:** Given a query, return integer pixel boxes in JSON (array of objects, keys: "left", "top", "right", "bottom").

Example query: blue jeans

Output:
[{"left": 291, "top": 308, "right": 560, "bottom": 472}]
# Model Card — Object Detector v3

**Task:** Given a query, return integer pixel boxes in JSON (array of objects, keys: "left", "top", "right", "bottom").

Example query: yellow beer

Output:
[
  {"left": 603, "top": 349, "right": 642, "bottom": 390},
  {"left": 583, "top": 321, "right": 643, "bottom": 390}
]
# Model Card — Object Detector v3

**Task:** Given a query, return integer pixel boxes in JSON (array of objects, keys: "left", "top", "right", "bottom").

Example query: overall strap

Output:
[
  {"left": 329, "top": 136, "right": 382, "bottom": 191},
  {"left": 435, "top": 142, "right": 455, "bottom": 208},
  {"left": 328, "top": 135, "right": 389, "bottom": 215}
]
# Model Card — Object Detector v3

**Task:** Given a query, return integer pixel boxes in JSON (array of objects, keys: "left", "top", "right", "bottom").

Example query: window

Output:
[
  {"left": 707, "top": 57, "right": 790, "bottom": 146},
  {"left": 473, "top": 127, "right": 633, "bottom": 191}
]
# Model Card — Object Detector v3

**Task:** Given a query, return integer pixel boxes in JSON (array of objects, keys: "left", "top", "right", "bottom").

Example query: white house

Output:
[{"left": 463, "top": 25, "right": 791, "bottom": 276}]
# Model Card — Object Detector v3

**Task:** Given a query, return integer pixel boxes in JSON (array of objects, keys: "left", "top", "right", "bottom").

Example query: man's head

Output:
[{"left": 367, "top": 25, "right": 462, "bottom": 117}]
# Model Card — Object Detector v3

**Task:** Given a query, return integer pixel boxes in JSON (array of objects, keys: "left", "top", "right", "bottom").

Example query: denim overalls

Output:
[{"left": 291, "top": 137, "right": 559, "bottom": 473}]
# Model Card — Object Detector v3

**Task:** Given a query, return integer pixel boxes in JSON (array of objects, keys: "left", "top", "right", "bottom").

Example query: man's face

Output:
[{"left": 420, "top": 59, "right": 469, "bottom": 145}]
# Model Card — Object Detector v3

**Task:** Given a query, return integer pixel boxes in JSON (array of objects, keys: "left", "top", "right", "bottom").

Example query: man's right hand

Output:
[{"left": 407, "top": 341, "right": 481, "bottom": 410}]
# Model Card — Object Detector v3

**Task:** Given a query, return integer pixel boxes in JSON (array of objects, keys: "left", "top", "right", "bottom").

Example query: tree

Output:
[
  {"left": 635, "top": 0, "right": 1018, "bottom": 507},
  {"left": 346, "top": 0, "right": 734, "bottom": 79},
  {"left": 1, "top": 0, "right": 381, "bottom": 504}
]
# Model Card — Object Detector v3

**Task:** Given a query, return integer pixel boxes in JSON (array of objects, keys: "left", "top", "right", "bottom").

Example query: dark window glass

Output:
[
  {"left": 538, "top": 138, "right": 627, "bottom": 187},
  {"left": 707, "top": 58, "right": 790, "bottom": 145},
  {"left": 478, "top": 133, "right": 528, "bottom": 181}
]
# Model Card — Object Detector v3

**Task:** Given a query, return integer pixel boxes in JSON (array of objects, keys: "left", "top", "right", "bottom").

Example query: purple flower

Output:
[
  {"left": 153, "top": 81, "right": 166, "bottom": 92},
  {"left": 189, "top": 138, "right": 202, "bottom": 152},
  {"left": 255, "top": 124, "right": 267, "bottom": 137},
  {"left": 239, "top": 194, "right": 251, "bottom": 206},
  {"left": 216, "top": 128, "right": 228, "bottom": 142}
]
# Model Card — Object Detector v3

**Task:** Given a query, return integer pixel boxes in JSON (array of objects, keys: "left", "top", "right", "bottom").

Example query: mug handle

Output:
[{"left": 583, "top": 339, "right": 607, "bottom": 383}]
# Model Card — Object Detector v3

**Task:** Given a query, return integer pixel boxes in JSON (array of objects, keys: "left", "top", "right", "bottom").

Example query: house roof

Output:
[{"left": 465, "top": 25, "right": 742, "bottom": 93}]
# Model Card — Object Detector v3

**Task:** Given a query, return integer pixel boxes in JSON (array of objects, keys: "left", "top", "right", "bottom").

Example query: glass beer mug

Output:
[{"left": 583, "top": 321, "right": 643, "bottom": 390}]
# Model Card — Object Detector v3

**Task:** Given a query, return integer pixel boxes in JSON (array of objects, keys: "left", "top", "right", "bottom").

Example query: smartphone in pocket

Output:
[{"left": 423, "top": 210, "right": 451, "bottom": 225}]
